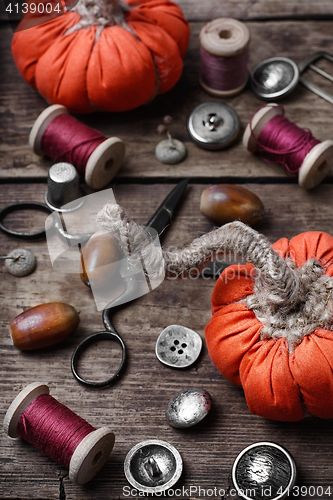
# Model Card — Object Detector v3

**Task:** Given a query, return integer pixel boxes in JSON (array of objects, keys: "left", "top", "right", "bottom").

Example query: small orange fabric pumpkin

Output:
[
  {"left": 205, "top": 229, "right": 333, "bottom": 422},
  {"left": 11, "top": 0, "right": 190, "bottom": 113}
]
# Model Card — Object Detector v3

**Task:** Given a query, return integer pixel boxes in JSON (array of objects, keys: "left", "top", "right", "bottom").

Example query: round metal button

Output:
[
  {"left": 166, "top": 388, "right": 212, "bottom": 428},
  {"left": 250, "top": 57, "right": 299, "bottom": 100},
  {"left": 232, "top": 442, "right": 297, "bottom": 500},
  {"left": 155, "top": 325, "right": 202, "bottom": 369},
  {"left": 124, "top": 439, "right": 183, "bottom": 494},
  {"left": 187, "top": 102, "right": 240, "bottom": 150}
]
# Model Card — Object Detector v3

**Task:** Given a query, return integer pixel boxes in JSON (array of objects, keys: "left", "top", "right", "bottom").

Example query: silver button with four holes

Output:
[{"left": 155, "top": 325, "right": 202, "bottom": 368}]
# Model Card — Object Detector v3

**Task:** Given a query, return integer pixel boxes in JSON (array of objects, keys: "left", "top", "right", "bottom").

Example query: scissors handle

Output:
[
  {"left": 0, "top": 202, "right": 52, "bottom": 240},
  {"left": 71, "top": 330, "right": 126, "bottom": 388}
]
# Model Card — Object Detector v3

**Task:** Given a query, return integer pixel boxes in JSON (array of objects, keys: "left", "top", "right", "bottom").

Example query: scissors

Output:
[
  {"left": 70, "top": 179, "right": 190, "bottom": 388},
  {"left": 0, "top": 201, "right": 92, "bottom": 244}
]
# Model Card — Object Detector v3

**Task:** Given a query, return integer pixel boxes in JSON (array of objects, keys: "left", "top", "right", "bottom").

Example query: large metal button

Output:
[
  {"left": 187, "top": 102, "right": 240, "bottom": 150},
  {"left": 250, "top": 57, "right": 299, "bottom": 100},
  {"left": 232, "top": 442, "right": 297, "bottom": 500},
  {"left": 155, "top": 325, "right": 202, "bottom": 368},
  {"left": 124, "top": 439, "right": 183, "bottom": 494}
]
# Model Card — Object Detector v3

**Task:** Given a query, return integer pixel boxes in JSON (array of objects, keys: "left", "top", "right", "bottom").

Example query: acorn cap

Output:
[{"left": 45, "top": 162, "right": 84, "bottom": 212}]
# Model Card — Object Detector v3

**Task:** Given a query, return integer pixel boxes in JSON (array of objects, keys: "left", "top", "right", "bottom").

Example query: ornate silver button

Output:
[
  {"left": 124, "top": 439, "right": 183, "bottom": 494},
  {"left": 232, "top": 442, "right": 297, "bottom": 500},
  {"left": 155, "top": 325, "right": 202, "bottom": 368}
]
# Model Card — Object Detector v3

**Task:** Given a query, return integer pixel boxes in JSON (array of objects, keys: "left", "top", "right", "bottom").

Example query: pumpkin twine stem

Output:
[
  {"left": 97, "top": 203, "right": 333, "bottom": 349},
  {"left": 67, "top": 0, "right": 133, "bottom": 36}
]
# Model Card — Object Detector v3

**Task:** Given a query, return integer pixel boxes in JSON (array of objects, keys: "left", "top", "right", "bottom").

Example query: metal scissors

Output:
[
  {"left": 70, "top": 179, "right": 190, "bottom": 388},
  {"left": 0, "top": 201, "right": 92, "bottom": 244}
]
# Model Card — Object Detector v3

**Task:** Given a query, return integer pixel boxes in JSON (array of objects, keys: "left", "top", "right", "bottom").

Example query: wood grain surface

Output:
[
  {"left": 1, "top": 1, "right": 333, "bottom": 499},
  {"left": 0, "top": 20, "right": 333, "bottom": 181},
  {"left": 2, "top": 183, "right": 333, "bottom": 500}
]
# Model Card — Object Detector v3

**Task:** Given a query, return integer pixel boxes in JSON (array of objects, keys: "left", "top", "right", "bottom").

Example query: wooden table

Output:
[{"left": 1, "top": 1, "right": 333, "bottom": 499}]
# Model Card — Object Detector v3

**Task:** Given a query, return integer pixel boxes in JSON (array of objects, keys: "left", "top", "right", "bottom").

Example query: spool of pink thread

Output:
[
  {"left": 3, "top": 382, "right": 115, "bottom": 485},
  {"left": 29, "top": 105, "right": 125, "bottom": 190},
  {"left": 243, "top": 103, "right": 333, "bottom": 189},
  {"left": 200, "top": 18, "right": 250, "bottom": 97}
]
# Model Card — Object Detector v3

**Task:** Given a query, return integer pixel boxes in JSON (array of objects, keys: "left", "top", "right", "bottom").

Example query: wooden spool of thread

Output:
[
  {"left": 29, "top": 105, "right": 125, "bottom": 190},
  {"left": 199, "top": 18, "right": 250, "bottom": 97},
  {"left": 243, "top": 103, "right": 333, "bottom": 189},
  {"left": 3, "top": 382, "right": 115, "bottom": 485}
]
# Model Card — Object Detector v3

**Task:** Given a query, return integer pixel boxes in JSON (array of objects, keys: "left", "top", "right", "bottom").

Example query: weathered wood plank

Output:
[
  {"left": 173, "top": 0, "right": 333, "bottom": 22},
  {"left": 1, "top": 182, "right": 333, "bottom": 499},
  {"left": 1, "top": 21, "right": 333, "bottom": 181},
  {"left": 1, "top": 0, "right": 333, "bottom": 22}
]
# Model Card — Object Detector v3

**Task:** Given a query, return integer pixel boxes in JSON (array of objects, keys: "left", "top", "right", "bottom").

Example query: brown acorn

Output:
[
  {"left": 200, "top": 185, "right": 264, "bottom": 226},
  {"left": 9, "top": 302, "right": 80, "bottom": 350},
  {"left": 80, "top": 231, "right": 121, "bottom": 288}
]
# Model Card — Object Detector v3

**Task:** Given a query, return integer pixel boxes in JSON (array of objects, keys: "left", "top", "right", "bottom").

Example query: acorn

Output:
[
  {"left": 9, "top": 302, "right": 80, "bottom": 350},
  {"left": 200, "top": 185, "right": 264, "bottom": 226},
  {"left": 80, "top": 231, "right": 121, "bottom": 288}
]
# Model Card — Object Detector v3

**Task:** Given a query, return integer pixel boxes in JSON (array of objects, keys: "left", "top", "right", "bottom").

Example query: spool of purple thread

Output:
[{"left": 200, "top": 18, "right": 250, "bottom": 97}]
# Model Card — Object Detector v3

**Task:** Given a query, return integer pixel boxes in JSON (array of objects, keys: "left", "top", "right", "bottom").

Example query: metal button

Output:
[
  {"left": 124, "top": 439, "right": 183, "bottom": 494},
  {"left": 232, "top": 442, "right": 297, "bottom": 500},
  {"left": 250, "top": 57, "right": 299, "bottom": 100},
  {"left": 187, "top": 102, "right": 240, "bottom": 150},
  {"left": 155, "top": 325, "right": 202, "bottom": 368},
  {"left": 166, "top": 388, "right": 212, "bottom": 428}
]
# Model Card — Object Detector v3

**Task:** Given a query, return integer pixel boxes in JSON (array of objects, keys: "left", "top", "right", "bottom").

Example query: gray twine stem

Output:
[
  {"left": 66, "top": 0, "right": 134, "bottom": 37},
  {"left": 97, "top": 203, "right": 301, "bottom": 314}
]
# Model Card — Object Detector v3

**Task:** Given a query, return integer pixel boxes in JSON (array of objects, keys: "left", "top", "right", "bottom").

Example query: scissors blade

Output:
[{"left": 146, "top": 179, "right": 189, "bottom": 235}]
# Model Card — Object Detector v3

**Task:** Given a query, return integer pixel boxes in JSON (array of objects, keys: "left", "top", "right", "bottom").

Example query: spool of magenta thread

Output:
[
  {"left": 200, "top": 18, "right": 250, "bottom": 97},
  {"left": 243, "top": 103, "right": 333, "bottom": 189},
  {"left": 29, "top": 105, "right": 125, "bottom": 190},
  {"left": 3, "top": 382, "right": 115, "bottom": 485}
]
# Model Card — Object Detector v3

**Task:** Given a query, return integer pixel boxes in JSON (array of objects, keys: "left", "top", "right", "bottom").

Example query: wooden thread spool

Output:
[
  {"left": 199, "top": 18, "right": 250, "bottom": 97},
  {"left": 29, "top": 105, "right": 125, "bottom": 190},
  {"left": 3, "top": 382, "right": 115, "bottom": 485},
  {"left": 243, "top": 103, "right": 333, "bottom": 190}
]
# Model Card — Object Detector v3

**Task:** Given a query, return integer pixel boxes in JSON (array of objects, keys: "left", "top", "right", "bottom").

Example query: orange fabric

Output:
[
  {"left": 240, "top": 338, "right": 304, "bottom": 421},
  {"left": 11, "top": 13, "right": 79, "bottom": 88},
  {"left": 128, "top": 0, "right": 190, "bottom": 58},
  {"left": 290, "top": 331, "right": 333, "bottom": 419},
  {"left": 87, "top": 26, "right": 156, "bottom": 112},
  {"left": 205, "top": 303, "right": 261, "bottom": 386},
  {"left": 128, "top": 20, "right": 183, "bottom": 94},
  {"left": 11, "top": 0, "right": 190, "bottom": 112},
  {"left": 205, "top": 231, "right": 333, "bottom": 421},
  {"left": 36, "top": 26, "right": 96, "bottom": 113}
]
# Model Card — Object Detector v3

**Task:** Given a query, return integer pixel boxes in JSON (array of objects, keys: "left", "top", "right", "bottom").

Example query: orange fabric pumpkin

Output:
[
  {"left": 11, "top": 0, "right": 190, "bottom": 113},
  {"left": 205, "top": 231, "right": 333, "bottom": 422}
]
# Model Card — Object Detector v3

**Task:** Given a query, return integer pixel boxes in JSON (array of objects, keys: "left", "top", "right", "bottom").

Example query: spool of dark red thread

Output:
[
  {"left": 200, "top": 18, "right": 250, "bottom": 97},
  {"left": 243, "top": 103, "right": 333, "bottom": 189},
  {"left": 29, "top": 105, "right": 125, "bottom": 190},
  {"left": 3, "top": 382, "right": 115, "bottom": 485}
]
